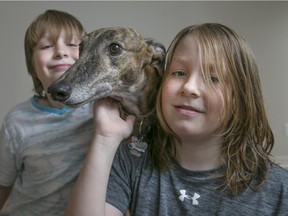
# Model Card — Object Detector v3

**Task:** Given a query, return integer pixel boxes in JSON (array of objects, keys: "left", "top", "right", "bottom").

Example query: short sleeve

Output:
[
  {"left": 0, "top": 121, "right": 18, "bottom": 186},
  {"left": 106, "top": 142, "right": 133, "bottom": 213}
]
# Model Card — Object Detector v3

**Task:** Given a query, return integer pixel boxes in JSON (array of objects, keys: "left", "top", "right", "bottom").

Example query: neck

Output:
[
  {"left": 176, "top": 136, "right": 222, "bottom": 171},
  {"left": 37, "top": 95, "right": 65, "bottom": 109}
]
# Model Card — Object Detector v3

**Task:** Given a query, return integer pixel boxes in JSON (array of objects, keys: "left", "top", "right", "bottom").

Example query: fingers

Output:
[
  {"left": 92, "top": 97, "right": 135, "bottom": 137},
  {"left": 93, "top": 98, "right": 135, "bottom": 122},
  {"left": 93, "top": 97, "right": 117, "bottom": 108},
  {"left": 125, "top": 114, "right": 136, "bottom": 128},
  {"left": 92, "top": 97, "right": 118, "bottom": 116}
]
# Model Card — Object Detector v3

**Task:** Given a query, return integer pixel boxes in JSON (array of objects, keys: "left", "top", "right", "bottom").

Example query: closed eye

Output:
[
  {"left": 41, "top": 44, "right": 53, "bottom": 49},
  {"left": 67, "top": 43, "right": 78, "bottom": 47}
]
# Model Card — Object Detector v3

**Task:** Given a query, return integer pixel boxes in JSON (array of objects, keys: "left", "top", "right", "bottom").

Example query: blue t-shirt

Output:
[{"left": 0, "top": 96, "right": 94, "bottom": 216}]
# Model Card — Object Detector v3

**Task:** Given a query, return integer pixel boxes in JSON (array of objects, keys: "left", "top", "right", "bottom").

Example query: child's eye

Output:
[
  {"left": 41, "top": 45, "right": 53, "bottom": 49},
  {"left": 172, "top": 71, "right": 186, "bottom": 78},
  {"left": 210, "top": 75, "right": 219, "bottom": 83},
  {"left": 67, "top": 43, "right": 78, "bottom": 47}
]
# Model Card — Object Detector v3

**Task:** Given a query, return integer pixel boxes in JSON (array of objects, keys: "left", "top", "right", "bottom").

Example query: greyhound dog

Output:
[{"left": 47, "top": 27, "right": 166, "bottom": 137}]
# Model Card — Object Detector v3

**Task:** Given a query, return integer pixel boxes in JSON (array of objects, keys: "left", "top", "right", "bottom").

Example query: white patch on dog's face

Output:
[
  {"left": 66, "top": 83, "right": 113, "bottom": 106},
  {"left": 127, "top": 72, "right": 146, "bottom": 93}
]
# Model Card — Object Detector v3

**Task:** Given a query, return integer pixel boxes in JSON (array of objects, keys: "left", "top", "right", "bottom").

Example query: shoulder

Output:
[
  {"left": 1, "top": 98, "right": 34, "bottom": 133},
  {"left": 3, "top": 98, "right": 33, "bottom": 121},
  {"left": 263, "top": 163, "right": 288, "bottom": 193},
  {"left": 268, "top": 163, "right": 288, "bottom": 181},
  {"left": 264, "top": 164, "right": 288, "bottom": 213}
]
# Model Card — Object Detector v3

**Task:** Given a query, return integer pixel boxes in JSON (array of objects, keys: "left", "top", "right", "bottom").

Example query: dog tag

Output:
[{"left": 128, "top": 136, "right": 148, "bottom": 157}]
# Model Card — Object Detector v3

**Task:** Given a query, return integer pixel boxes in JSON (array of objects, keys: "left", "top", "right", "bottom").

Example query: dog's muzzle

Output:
[{"left": 47, "top": 83, "right": 72, "bottom": 103}]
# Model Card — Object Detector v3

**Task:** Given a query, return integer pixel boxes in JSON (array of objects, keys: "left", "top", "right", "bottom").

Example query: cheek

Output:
[
  {"left": 33, "top": 52, "right": 47, "bottom": 70},
  {"left": 208, "top": 93, "right": 225, "bottom": 124},
  {"left": 161, "top": 82, "right": 172, "bottom": 106},
  {"left": 71, "top": 49, "right": 80, "bottom": 60},
  {"left": 33, "top": 60, "right": 43, "bottom": 78},
  {"left": 161, "top": 81, "right": 176, "bottom": 120}
]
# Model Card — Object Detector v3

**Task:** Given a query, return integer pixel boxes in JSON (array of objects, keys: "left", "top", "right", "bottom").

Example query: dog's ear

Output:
[{"left": 145, "top": 38, "right": 166, "bottom": 75}]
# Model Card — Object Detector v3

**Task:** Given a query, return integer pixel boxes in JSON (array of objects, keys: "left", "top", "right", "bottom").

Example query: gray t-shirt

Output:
[
  {"left": 107, "top": 138, "right": 288, "bottom": 216},
  {"left": 0, "top": 96, "right": 94, "bottom": 216}
]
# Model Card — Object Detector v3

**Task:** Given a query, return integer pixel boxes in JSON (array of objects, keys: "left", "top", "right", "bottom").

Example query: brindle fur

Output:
[{"left": 47, "top": 27, "right": 166, "bottom": 136}]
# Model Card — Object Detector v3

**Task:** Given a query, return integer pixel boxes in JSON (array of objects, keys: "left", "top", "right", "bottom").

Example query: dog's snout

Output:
[{"left": 47, "top": 83, "right": 72, "bottom": 102}]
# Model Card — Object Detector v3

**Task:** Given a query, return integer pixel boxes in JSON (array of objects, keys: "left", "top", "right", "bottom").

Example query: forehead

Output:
[
  {"left": 174, "top": 34, "right": 198, "bottom": 54},
  {"left": 172, "top": 34, "right": 218, "bottom": 66},
  {"left": 170, "top": 34, "right": 199, "bottom": 64}
]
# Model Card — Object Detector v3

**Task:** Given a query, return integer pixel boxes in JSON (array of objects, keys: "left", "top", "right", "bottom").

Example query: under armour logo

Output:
[{"left": 178, "top": 189, "right": 200, "bottom": 205}]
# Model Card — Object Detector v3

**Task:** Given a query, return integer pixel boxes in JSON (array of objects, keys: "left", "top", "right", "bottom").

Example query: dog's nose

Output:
[{"left": 47, "top": 83, "right": 72, "bottom": 102}]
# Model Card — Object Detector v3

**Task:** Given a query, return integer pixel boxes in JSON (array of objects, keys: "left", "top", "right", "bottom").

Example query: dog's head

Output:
[{"left": 47, "top": 27, "right": 166, "bottom": 116}]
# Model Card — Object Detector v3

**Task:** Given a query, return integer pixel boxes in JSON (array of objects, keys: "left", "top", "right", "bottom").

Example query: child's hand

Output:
[{"left": 92, "top": 98, "right": 135, "bottom": 144}]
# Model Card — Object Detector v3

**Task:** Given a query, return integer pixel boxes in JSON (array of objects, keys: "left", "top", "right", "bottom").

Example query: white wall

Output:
[{"left": 0, "top": 1, "right": 287, "bottom": 166}]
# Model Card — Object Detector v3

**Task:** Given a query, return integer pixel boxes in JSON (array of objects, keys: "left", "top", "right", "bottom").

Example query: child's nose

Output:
[
  {"left": 180, "top": 74, "right": 202, "bottom": 97},
  {"left": 54, "top": 45, "right": 69, "bottom": 58}
]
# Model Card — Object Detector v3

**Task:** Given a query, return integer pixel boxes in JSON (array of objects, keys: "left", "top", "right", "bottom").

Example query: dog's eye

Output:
[{"left": 109, "top": 43, "right": 121, "bottom": 55}]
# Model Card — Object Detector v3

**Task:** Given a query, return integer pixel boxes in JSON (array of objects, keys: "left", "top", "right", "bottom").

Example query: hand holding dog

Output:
[{"left": 92, "top": 97, "right": 135, "bottom": 152}]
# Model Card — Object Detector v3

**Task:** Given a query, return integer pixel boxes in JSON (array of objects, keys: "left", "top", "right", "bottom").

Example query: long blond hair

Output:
[
  {"left": 150, "top": 23, "right": 274, "bottom": 196},
  {"left": 24, "top": 9, "right": 86, "bottom": 96}
]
